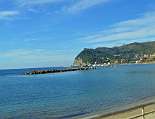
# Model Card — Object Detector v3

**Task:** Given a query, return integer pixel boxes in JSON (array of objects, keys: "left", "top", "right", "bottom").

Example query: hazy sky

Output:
[{"left": 0, "top": 0, "right": 155, "bottom": 69}]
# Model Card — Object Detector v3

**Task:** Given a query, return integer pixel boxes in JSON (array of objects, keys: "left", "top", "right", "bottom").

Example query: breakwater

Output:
[{"left": 25, "top": 67, "right": 94, "bottom": 75}]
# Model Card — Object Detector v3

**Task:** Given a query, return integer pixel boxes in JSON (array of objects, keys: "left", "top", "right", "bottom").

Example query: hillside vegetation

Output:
[{"left": 74, "top": 41, "right": 155, "bottom": 66}]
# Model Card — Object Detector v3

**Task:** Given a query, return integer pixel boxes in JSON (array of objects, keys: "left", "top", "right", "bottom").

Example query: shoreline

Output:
[
  {"left": 79, "top": 96, "right": 155, "bottom": 119},
  {"left": 0, "top": 63, "right": 154, "bottom": 72}
]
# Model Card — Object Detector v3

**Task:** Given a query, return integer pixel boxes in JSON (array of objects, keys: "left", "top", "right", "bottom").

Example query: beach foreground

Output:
[{"left": 83, "top": 99, "right": 155, "bottom": 119}]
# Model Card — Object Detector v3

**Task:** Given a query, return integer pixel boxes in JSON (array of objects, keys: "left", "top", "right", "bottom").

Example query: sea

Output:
[{"left": 0, "top": 64, "right": 155, "bottom": 119}]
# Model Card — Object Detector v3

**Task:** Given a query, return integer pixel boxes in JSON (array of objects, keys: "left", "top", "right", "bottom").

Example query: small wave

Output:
[{"left": 56, "top": 112, "right": 88, "bottom": 119}]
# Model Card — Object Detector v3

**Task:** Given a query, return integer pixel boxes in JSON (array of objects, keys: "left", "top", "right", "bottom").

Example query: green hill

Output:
[{"left": 74, "top": 41, "right": 155, "bottom": 66}]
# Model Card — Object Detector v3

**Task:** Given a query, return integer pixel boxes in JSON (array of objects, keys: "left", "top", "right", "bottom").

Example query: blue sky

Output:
[{"left": 0, "top": 0, "right": 155, "bottom": 69}]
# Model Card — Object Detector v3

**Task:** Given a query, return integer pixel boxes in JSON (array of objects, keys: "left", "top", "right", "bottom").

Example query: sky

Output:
[{"left": 0, "top": 0, "right": 155, "bottom": 69}]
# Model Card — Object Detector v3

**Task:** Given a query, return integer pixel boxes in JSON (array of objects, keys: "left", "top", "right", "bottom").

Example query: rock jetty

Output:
[{"left": 25, "top": 67, "right": 92, "bottom": 75}]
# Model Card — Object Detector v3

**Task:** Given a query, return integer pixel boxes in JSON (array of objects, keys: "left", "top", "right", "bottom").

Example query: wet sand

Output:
[{"left": 81, "top": 97, "right": 155, "bottom": 119}]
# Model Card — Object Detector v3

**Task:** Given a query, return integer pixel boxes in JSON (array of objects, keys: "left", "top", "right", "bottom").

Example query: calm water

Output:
[{"left": 0, "top": 64, "right": 155, "bottom": 119}]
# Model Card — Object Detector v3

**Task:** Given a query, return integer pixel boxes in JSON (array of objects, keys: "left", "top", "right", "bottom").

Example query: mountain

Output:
[{"left": 74, "top": 41, "right": 155, "bottom": 66}]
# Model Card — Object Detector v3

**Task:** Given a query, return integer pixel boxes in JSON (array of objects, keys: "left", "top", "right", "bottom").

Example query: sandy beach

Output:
[{"left": 81, "top": 97, "right": 155, "bottom": 119}]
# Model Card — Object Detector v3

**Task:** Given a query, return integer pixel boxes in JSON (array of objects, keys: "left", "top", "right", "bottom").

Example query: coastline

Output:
[
  {"left": 111, "top": 62, "right": 155, "bottom": 66},
  {"left": 80, "top": 96, "right": 155, "bottom": 119}
]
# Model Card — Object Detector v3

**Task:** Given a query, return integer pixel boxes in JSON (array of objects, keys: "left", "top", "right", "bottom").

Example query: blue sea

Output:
[{"left": 0, "top": 64, "right": 155, "bottom": 119}]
